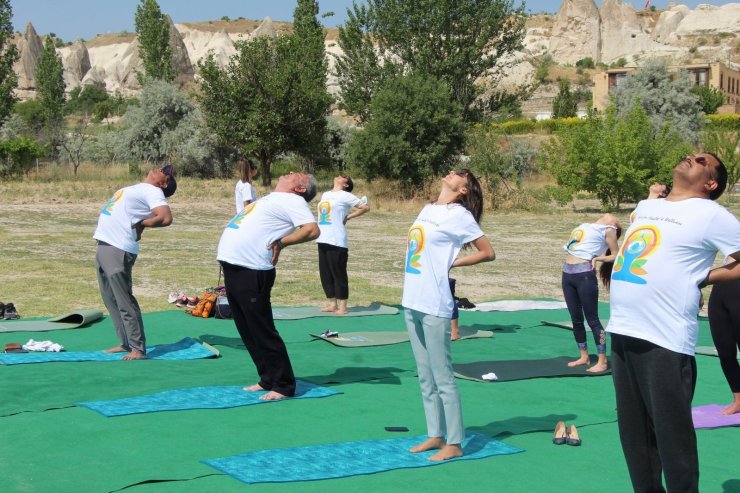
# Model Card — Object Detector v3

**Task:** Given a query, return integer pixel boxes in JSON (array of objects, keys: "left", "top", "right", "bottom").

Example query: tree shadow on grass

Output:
[{"left": 723, "top": 479, "right": 740, "bottom": 493}]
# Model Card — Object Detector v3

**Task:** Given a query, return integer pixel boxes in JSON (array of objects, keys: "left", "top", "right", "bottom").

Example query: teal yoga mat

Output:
[
  {"left": 203, "top": 431, "right": 522, "bottom": 484},
  {"left": 272, "top": 303, "right": 398, "bottom": 320},
  {"left": 78, "top": 380, "right": 340, "bottom": 416},
  {"left": 310, "top": 331, "right": 410, "bottom": 347},
  {"left": 0, "top": 337, "right": 218, "bottom": 365},
  {"left": 453, "top": 356, "right": 610, "bottom": 382},
  {"left": 0, "top": 310, "right": 104, "bottom": 333}
]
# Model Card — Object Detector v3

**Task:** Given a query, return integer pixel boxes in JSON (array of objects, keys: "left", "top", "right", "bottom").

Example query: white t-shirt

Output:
[
  {"left": 563, "top": 223, "right": 615, "bottom": 260},
  {"left": 217, "top": 192, "right": 316, "bottom": 270},
  {"left": 607, "top": 198, "right": 740, "bottom": 355},
  {"left": 235, "top": 180, "right": 257, "bottom": 213},
  {"left": 93, "top": 183, "right": 169, "bottom": 255},
  {"left": 316, "top": 190, "right": 361, "bottom": 248},
  {"left": 402, "top": 204, "right": 485, "bottom": 318}
]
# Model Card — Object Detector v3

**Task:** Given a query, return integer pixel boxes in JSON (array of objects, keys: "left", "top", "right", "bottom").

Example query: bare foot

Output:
[
  {"left": 334, "top": 309, "right": 348, "bottom": 315},
  {"left": 320, "top": 305, "right": 337, "bottom": 313},
  {"left": 243, "top": 383, "right": 265, "bottom": 392},
  {"left": 105, "top": 345, "right": 127, "bottom": 353},
  {"left": 587, "top": 362, "right": 608, "bottom": 373},
  {"left": 121, "top": 349, "right": 147, "bottom": 360},
  {"left": 428, "top": 444, "right": 463, "bottom": 461},
  {"left": 410, "top": 437, "right": 445, "bottom": 453},
  {"left": 568, "top": 357, "right": 590, "bottom": 368},
  {"left": 260, "top": 390, "right": 288, "bottom": 401},
  {"left": 335, "top": 300, "right": 348, "bottom": 315},
  {"left": 721, "top": 402, "right": 740, "bottom": 415}
]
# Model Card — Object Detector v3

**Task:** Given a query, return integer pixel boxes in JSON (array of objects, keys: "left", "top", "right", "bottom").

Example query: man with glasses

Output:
[
  {"left": 607, "top": 153, "right": 740, "bottom": 492},
  {"left": 217, "top": 171, "right": 319, "bottom": 400},
  {"left": 94, "top": 164, "right": 177, "bottom": 360}
]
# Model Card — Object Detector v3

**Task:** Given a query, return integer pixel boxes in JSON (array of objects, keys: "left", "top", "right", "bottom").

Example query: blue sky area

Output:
[{"left": 11, "top": 0, "right": 735, "bottom": 42}]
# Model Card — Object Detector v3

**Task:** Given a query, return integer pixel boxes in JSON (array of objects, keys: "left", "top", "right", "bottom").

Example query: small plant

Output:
[{"left": 221, "top": 15, "right": 230, "bottom": 21}]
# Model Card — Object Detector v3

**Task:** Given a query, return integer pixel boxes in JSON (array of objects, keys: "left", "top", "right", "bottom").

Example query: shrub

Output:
[{"left": 704, "top": 114, "right": 740, "bottom": 131}]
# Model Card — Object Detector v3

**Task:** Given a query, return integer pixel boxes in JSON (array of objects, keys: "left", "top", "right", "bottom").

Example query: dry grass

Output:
[{"left": 1, "top": 165, "right": 736, "bottom": 318}]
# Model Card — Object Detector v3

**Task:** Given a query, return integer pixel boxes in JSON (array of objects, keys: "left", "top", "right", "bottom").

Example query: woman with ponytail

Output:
[
  {"left": 235, "top": 159, "right": 258, "bottom": 213},
  {"left": 402, "top": 169, "right": 495, "bottom": 461},
  {"left": 561, "top": 213, "right": 622, "bottom": 372}
]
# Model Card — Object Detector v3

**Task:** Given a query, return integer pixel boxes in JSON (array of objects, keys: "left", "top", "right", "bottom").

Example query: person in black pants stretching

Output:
[
  {"left": 217, "top": 172, "right": 319, "bottom": 401},
  {"left": 608, "top": 153, "right": 740, "bottom": 492},
  {"left": 708, "top": 266, "right": 740, "bottom": 415}
]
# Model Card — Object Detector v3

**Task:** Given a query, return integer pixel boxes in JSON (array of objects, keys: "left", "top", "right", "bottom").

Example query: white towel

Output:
[
  {"left": 22, "top": 339, "right": 65, "bottom": 352},
  {"left": 482, "top": 372, "right": 498, "bottom": 381}
]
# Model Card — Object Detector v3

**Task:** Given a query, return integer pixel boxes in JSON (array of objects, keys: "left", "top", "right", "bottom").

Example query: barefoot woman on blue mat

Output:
[
  {"left": 561, "top": 214, "right": 621, "bottom": 372},
  {"left": 402, "top": 169, "right": 495, "bottom": 461}
]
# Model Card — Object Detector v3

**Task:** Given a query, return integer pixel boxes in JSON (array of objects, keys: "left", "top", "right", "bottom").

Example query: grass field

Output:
[{"left": 1, "top": 165, "right": 737, "bottom": 318}]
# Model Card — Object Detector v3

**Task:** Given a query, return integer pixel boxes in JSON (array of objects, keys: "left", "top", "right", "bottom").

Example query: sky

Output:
[{"left": 10, "top": 0, "right": 737, "bottom": 42}]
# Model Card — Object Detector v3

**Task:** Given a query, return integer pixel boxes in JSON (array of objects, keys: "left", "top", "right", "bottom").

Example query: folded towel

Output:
[{"left": 23, "top": 339, "right": 65, "bottom": 352}]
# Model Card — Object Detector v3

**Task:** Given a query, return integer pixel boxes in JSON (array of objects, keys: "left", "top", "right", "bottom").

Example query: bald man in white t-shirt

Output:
[
  {"left": 608, "top": 153, "right": 740, "bottom": 492},
  {"left": 217, "top": 172, "right": 319, "bottom": 401}
]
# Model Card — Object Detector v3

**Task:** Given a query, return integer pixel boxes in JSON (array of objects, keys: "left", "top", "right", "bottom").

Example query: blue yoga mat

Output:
[
  {"left": 0, "top": 337, "right": 218, "bottom": 365},
  {"left": 204, "top": 431, "right": 522, "bottom": 484},
  {"left": 78, "top": 380, "right": 341, "bottom": 417}
]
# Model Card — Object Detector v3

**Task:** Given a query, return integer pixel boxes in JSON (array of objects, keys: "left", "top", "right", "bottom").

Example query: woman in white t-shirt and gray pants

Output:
[
  {"left": 402, "top": 169, "right": 495, "bottom": 461},
  {"left": 561, "top": 214, "right": 621, "bottom": 372},
  {"left": 316, "top": 175, "right": 370, "bottom": 314}
]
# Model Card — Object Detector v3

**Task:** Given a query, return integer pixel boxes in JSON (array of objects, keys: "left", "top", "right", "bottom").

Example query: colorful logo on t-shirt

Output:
[
  {"left": 318, "top": 201, "right": 332, "bottom": 224},
  {"left": 101, "top": 190, "right": 124, "bottom": 216},
  {"left": 226, "top": 202, "right": 256, "bottom": 229},
  {"left": 566, "top": 228, "right": 585, "bottom": 250},
  {"left": 405, "top": 226, "right": 425, "bottom": 274},
  {"left": 612, "top": 225, "right": 661, "bottom": 285}
]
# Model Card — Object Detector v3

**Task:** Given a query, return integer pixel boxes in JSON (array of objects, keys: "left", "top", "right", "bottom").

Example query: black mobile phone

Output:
[{"left": 384, "top": 426, "right": 409, "bottom": 432}]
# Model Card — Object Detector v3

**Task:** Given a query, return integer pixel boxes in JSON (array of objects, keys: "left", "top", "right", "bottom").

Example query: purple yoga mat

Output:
[{"left": 692, "top": 404, "right": 740, "bottom": 429}]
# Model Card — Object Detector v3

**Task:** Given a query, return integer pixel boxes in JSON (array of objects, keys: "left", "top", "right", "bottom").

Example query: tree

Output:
[
  {"left": 691, "top": 85, "right": 725, "bottom": 115},
  {"left": 0, "top": 136, "right": 44, "bottom": 178},
  {"left": 345, "top": 74, "right": 465, "bottom": 191},
  {"left": 35, "top": 35, "right": 65, "bottom": 135},
  {"left": 57, "top": 117, "right": 91, "bottom": 175},
  {"left": 286, "top": 0, "right": 334, "bottom": 164},
  {"left": 335, "top": 0, "right": 526, "bottom": 122},
  {"left": 122, "top": 79, "right": 194, "bottom": 163},
  {"left": 0, "top": 0, "right": 19, "bottom": 126},
  {"left": 614, "top": 59, "right": 703, "bottom": 143},
  {"left": 134, "top": 0, "right": 175, "bottom": 83},
  {"left": 543, "top": 106, "right": 692, "bottom": 210},
  {"left": 199, "top": 2, "right": 333, "bottom": 185},
  {"left": 702, "top": 128, "right": 739, "bottom": 204},
  {"left": 552, "top": 80, "right": 578, "bottom": 119}
]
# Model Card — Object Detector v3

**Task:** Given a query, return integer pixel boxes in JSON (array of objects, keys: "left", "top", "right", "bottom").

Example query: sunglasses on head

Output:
[{"left": 452, "top": 169, "right": 469, "bottom": 177}]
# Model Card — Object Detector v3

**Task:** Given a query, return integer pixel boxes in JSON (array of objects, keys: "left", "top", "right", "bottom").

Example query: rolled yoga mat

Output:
[
  {"left": 203, "top": 431, "right": 522, "bottom": 484},
  {"left": 78, "top": 380, "right": 340, "bottom": 416},
  {"left": 0, "top": 337, "right": 219, "bottom": 365},
  {"left": 0, "top": 310, "right": 104, "bottom": 333},
  {"left": 453, "top": 356, "right": 610, "bottom": 383},
  {"left": 470, "top": 300, "right": 568, "bottom": 312},
  {"left": 272, "top": 303, "right": 398, "bottom": 320}
]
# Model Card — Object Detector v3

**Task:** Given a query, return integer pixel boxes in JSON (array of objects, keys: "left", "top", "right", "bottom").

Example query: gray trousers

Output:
[
  {"left": 95, "top": 243, "right": 145, "bottom": 353},
  {"left": 405, "top": 308, "right": 465, "bottom": 445}
]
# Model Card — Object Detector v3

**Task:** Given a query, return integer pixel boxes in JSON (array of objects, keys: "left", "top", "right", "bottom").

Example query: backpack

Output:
[{"left": 213, "top": 294, "right": 232, "bottom": 319}]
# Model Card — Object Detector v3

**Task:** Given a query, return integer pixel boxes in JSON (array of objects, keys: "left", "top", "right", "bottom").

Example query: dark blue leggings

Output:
[{"left": 561, "top": 269, "right": 606, "bottom": 354}]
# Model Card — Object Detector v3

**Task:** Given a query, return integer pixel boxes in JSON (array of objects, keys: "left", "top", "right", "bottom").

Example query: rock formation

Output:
[
  {"left": 251, "top": 16, "right": 277, "bottom": 39},
  {"left": 548, "top": 0, "right": 601, "bottom": 64},
  {"left": 59, "top": 39, "right": 91, "bottom": 89},
  {"left": 13, "top": 23, "right": 44, "bottom": 90},
  {"left": 166, "top": 15, "right": 195, "bottom": 85}
]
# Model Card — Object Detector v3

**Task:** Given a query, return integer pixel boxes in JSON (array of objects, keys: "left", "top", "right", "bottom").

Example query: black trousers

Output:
[
  {"left": 221, "top": 262, "right": 296, "bottom": 397},
  {"left": 561, "top": 270, "right": 606, "bottom": 352},
  {"left": 611, "top": 333, "right": 698, "bottom": 493},
  {"left": 318, "top": 243, "right": 349, "bottom": 299},
  {"left": 708, "top": 279, "right": 740, "bottom": 393}
]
